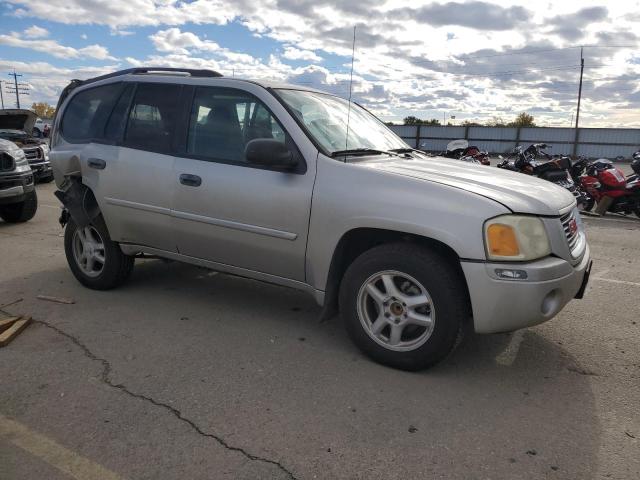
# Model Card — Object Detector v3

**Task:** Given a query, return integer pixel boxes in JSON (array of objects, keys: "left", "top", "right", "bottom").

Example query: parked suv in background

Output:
[
  {"left": 0, "top": 138, "right": 37, "bottom": 222},
  {"left": 0, "top": 109, "right": 53, "bottom": 183},
  {"left": 50, "top": 68, "right": 591, "bottom": 370}
]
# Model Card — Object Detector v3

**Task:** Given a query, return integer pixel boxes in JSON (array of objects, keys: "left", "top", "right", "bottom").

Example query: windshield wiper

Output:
[
  {"left": 330, "top": 148, "right": 401, "bottom": 158},
  {"left": 388, "top": 148, "right": 423, "bottom": 155}
]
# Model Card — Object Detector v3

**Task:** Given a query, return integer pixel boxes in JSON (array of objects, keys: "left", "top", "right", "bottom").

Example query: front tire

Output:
[
  {"left": 0, "top": 190, "right": 38, "bottom": 223},
  {"left": 339, "top": 243, "right": 469, "bottom": 371},
  {"left": 64, "top": 215, "right": 134, "bottom": 290},
  {"left": 38, "top": 172, "right": 55, "bottom": 184}
]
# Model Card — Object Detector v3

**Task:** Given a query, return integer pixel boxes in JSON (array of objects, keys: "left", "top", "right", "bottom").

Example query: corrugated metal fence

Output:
[{"left": 388, "top": 125, "right": 640, "bottom": 159}]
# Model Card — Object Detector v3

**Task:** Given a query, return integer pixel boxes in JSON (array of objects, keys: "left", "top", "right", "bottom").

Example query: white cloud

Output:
[
  {"left": 149, "top": 28, "right": 258, "bottom": 65},
  {"left": 282, "top": 46, "right": 322, "bottom": 62},
  {"left": 0, "top": 32, "right": 116, "bottom": 60},
  {"left": 24, "top": 25, "right": 48, "bottom": 38},
  {"left": 3, "top": 0, "right": 640, "bottom": 126}
]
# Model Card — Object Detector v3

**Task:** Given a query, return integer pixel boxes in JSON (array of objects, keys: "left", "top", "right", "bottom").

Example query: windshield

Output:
[{"left": 276, "top": 89, "right": 408, "bottom": 155}]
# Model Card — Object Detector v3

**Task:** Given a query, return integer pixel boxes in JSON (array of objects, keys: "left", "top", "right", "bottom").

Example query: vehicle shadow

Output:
[{"left": 2, "top": 258, "right": 601, "bottom": 480}]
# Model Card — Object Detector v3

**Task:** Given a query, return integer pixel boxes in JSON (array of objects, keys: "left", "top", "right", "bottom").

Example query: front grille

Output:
[
  {"left": 23, "top": 147, "right": 40, "bottom": 161},
  {"left": 0, "top": 152, "right": 15, "bottom": 172},
  {"left": 561, "top": 209, "right": 580, "bottom": 252}
]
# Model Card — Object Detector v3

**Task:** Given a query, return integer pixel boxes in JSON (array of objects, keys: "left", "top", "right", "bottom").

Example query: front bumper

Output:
[
  {"left": 461, "top": 244, "right": 591, "bottom": 333},
  {"left": 0, "top": 171, "right": 35, "bottom": 205},
  {"left": 28, "top": 160, "right": 53, "bottom": 178}
]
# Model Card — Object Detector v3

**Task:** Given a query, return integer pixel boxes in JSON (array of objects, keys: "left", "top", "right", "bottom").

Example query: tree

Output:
[
  {"left": 423, "top": 118, "right": 441, "bottom": 126},
  {"left": 508, "top": 112, "right": 536, "bottom": 127},
  {"left": 403, "top": 116, "right": 422, "bottom": 125},
  {"left": 487, "top": 116, "right": 507, "bottom": 127},
  {"left": 402, "top": 116, "right": 441, "bottom": 126},
  {"left": 31, "top": 102, "right": 56, "bottom": 119}
]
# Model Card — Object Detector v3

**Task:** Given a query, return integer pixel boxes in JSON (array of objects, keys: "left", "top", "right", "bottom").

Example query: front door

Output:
[{"left": 172, "top": 86, "right": 314, "bottom": 281}]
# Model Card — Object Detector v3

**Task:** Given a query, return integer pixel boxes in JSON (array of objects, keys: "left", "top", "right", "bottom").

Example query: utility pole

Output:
[
  {"left": 575, "top": 47, "right": 584, "bottom": 129},
  {"left": 8, "top": 70, "right": 22, "bottom": 108},
  {"left": 0, "top": 80, "right": 4, "bottom": 109},
  {"left": 6, "top": 69, "right": 30, "bottom": 109},
  {"left": 573, "top": 48, "right": 584, "bottom": 157}
]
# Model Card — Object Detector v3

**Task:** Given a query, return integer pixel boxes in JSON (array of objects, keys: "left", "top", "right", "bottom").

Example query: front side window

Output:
[
  {"left": 187, "top": 87, "right": 286, "bottom": 163},
  {"left": 275, "top": 89, "right": 407, "bottom": 155},
  {"left": 61, "top": 83, "right": 124, "bottom": 143},
  {"left": 124, "top": 83, "right": 182, "bottom": 153}
]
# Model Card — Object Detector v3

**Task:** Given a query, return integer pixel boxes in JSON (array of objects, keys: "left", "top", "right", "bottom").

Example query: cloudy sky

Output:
[{"left": 0, "top": 0, "right": 639, "bottom": 126}]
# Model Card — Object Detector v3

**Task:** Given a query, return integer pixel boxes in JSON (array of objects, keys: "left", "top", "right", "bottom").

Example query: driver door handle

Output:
[
  {"left": 179, "top": 174, "right": 202, "bottom": 187},
  {"left": 87, "top": 158, "right": 106, "bottom": 170}
]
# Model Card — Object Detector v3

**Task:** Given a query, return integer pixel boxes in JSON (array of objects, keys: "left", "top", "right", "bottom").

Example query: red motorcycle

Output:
[
  {"left": 574, "top": 158, "right": 640, "bottom": 217},
  {"left": 438, "top": 139, "right": 490, "bottom": 165}
]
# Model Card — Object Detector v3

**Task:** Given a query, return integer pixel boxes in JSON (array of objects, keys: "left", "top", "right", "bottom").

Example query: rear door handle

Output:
[
  {"left": 179, "top": 174, "right": 202, "bottom": 187},
  {"left": 87, "top": 158, "right": 106, "bottom": 170}
]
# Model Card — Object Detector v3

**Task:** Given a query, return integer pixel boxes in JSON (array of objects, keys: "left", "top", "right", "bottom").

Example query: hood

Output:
[
  {"left": 0, "top": 138, "right": 21, "bottom": 153},
  {"left": 358, "top": 155, "right": 576, "bottom": 216},
  {"left": 0, "top": 109, "right": 38, "bottom": 134}
]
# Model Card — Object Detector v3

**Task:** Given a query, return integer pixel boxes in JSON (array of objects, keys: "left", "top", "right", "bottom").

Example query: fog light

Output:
[{"left": 495, "top": 268, "right": 528, "bottom": 280}]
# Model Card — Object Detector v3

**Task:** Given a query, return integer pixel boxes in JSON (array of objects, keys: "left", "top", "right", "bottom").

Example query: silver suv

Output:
[{"left": 50, "top": 68, "right": 591, "bottom": 370}]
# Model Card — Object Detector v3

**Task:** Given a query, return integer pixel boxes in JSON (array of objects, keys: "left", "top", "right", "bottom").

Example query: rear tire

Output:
[
  {"left": 64, "top": 214, "right": 134, "bottom": 290},
  {"left": 0, "top": 190, "right": 38, "bottom": 223},
  {"left": 339, "top": 243, "right": 469, "bottom": 371}
]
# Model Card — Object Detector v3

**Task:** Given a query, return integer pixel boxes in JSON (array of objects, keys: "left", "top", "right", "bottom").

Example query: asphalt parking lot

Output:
[{"left": 1, "top": 182, "right": 639, "bottom": 480}]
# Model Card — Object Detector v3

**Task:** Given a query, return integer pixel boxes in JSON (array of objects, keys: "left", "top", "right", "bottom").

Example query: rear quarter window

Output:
[
  {"left": 123, "top": 83, "right": 182, "bottom": 154},
  {"left": 60, "top": 83, "right": 124, "bottom": 143}
]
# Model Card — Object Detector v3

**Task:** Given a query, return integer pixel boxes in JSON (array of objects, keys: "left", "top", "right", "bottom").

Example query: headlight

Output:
[
  {"left": 484, "top": 215, "right": 551, "bottom": 261},
  {"left": 12, "top": 149, "right": 29, "bottom": 168}
]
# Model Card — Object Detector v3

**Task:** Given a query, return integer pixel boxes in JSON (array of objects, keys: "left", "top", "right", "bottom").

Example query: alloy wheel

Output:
[
  {"left": 72, "top": 225, "right": 106, "bottom": 278},
  {"left": 356, "top": 270, "right": 436, "bottom": 352}
]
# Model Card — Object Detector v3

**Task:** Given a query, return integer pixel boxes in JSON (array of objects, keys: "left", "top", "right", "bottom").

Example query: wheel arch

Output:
[
  {"left": 54, "top": 178, "right": 101, "bottom": 228},
  {"left": 318, "top": 227, "right": 471, "bottom": 322}
]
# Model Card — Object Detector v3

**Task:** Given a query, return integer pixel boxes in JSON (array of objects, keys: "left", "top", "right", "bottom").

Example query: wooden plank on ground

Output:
[
  {"left": 0, "top": 317, "right": 20, "bottom": 334},
  {"left": 36, "top": 295, "right": 75, "bottom": 305},
  {"left": 0, "top": 316, "right": 32, "bottom": 347}
]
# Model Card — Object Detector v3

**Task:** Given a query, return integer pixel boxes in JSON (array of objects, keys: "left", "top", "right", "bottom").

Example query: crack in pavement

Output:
[{"left": 33, "top": 320, "right": 298, "bottom": 480}]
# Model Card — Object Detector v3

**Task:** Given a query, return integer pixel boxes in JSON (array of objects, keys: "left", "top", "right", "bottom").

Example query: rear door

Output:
[
  {"left": 171, "top": 86, "right": 315, "bottom": 281},
  {"left": 54, "top": 81, "right": 182, "bottom": 251},
  {"left": 97, "top": 82, "right": 183, "bottom": 251}
]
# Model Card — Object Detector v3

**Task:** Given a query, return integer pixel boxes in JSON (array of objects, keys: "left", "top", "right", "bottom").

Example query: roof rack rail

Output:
[
  {"left": 54, "top": 67, "right": 223, "bottom": 115},
  {"left": 81, "top": 67, "right": 222, "bottom": 85}
]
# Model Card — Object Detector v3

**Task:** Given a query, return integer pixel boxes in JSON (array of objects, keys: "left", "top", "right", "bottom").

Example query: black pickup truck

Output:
[{"left": 0, "top": 138, "right": 37, "bottom": 223}]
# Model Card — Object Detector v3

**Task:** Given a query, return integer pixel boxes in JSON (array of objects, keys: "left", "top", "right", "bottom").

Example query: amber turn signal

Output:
[{"left": 486, "top": 223, "right": 520, "bottom": 257}]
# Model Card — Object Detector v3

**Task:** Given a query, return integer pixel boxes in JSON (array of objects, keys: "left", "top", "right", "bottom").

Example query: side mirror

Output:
[{"left": 245, "top": 139, "right": 298, "bottom": 170}]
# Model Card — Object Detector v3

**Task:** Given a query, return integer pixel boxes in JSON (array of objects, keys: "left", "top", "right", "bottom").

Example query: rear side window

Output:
[
  {"left": 104, "top": 84, "right": 135, "bottom": 142},
  {"left": 61, "top": 83, "right": 124, "bottom": 143},
  {"left": 123, "top": 83, "right": 182, "bottom": 153}
]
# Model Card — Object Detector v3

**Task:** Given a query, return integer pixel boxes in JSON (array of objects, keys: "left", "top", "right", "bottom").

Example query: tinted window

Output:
[
  {"left": 61, "top": 83, "right": 124, "bottom": 143},
  {"left": 104, "top": 84, "right": 135, "bottom": 142},
  {"left": 187, "top": 87, "right": 286, "bottom": 163},
  {"left": 124, "top": 83, "right": 182, "bottom": 153}
]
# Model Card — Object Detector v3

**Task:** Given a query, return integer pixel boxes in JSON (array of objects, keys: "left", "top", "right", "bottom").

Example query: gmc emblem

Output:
[{"left": 568, "top": 218, "right": 578, "bottom": 235}]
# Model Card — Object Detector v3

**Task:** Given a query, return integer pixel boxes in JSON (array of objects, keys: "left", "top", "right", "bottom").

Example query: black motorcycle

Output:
[{"left": 498, "top": 144, "right": 588, "bottom": 208}]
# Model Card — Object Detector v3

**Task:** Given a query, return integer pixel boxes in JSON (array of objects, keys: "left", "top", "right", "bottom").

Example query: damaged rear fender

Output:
[{"left": 54, "top": 180, "right": 100, "bottom": 228}]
